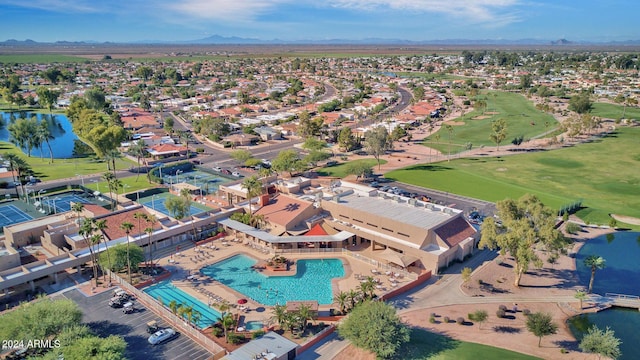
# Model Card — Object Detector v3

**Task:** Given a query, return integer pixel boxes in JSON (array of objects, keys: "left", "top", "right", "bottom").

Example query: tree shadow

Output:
[
  {"left": 87, "top": 320, "right": 133, "bottom": 337},
  {"left": 493, "top": 326, "right": 521, "bottom": 333},
  {"left": 394, "top": 328, "right": 460, "bottom": 360}
]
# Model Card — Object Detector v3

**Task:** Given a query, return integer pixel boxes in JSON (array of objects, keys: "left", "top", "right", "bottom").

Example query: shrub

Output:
[
  {"left": 478, "top": 279, "right": 483, "bottom": 285},
  {"left": 496, "top": 309, "right": 506, "bottom": 318},
  {"left": 252, "top": 330, "right": 266, "bottom": 339},
  {"left": 429, "top": 316, "right": 436, "bottom": 324},
  {"left": 211, "top": 327, "right": 223, "bottom": 337},
  {"left": 560, "top": 348, "right": 569, "bottom": 354},
  {"left": 468, "top": 313, "right": 475, "bottom": 321},
  {"left": 443, "top": 316, "right": 450, "bottom": 323},
  {"left": 456, "top": 317, "right": 465, "bottom": 325},
  {"left": 565, "top": 222, "right": 581, "bottom": 234},
  {"left": 430, "top": 312, "right": 436, "bottom": 318},
  {"left": 523, "top": 309, "right": 531, "bottom": 316},
  {"left": 228, "top": 332, "right": 245, "bottom": 345},
  {"left": 499, "top": 305, "right": 508, "bottom": 311}
]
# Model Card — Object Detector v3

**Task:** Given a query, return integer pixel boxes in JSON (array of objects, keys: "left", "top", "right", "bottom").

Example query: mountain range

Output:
[{"left": 2, "top": 36, "right": 640, "bottom": 46}]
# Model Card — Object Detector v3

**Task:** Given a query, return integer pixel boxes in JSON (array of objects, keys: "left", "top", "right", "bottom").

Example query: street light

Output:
[
  {"left": 152, "top": 195, "right": 156, "bottom": 210},
  {"left": 75, "top": 174, "right": 85, "bottom": 188},
  {"left": 38, "top": 189, "right": 46, "bottom": 204},
  {"left": 176, "top": 170, "right": 183, "bottom": 183},
  {"left": 91, "top": 179, "right": 100, "bottom": 194},
  {"left": 53, "top": 197, "right": 59, "bottom": 214}
]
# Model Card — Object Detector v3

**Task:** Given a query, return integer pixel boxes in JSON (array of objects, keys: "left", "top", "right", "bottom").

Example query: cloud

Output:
[
  {"left": 0, "top": 0, "right": 101, "bottom": 13},
  {"left": 328, "top": 0, "right": 521, "bottom": 24},
  {"left": 164, "top": 0, "right": 290, "bottom": 22}
]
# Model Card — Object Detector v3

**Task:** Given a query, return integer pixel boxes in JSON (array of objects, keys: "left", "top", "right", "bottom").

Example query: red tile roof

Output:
[
  {"left": 254, "top": 194, "right": 313, "bottom": 228},
  {"left": 305, "top": 223, "right": 328, "bottom": 236},
  {"left": 99, "top": 208, "right": 161, "bottom": 240},
  {"left": 434, "top": 217, "right": 477, "bottom": 248}
]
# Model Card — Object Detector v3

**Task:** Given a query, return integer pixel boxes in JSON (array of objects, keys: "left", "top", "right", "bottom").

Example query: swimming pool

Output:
[
  {"left": 200, "top": 254, "right": 345, "bottom": 306},
  {"left": 143, "top": 281, "right": 221, "bottom": 329},
  {"left": 244, "top": 321, "right": 264, "bottom": 331}
]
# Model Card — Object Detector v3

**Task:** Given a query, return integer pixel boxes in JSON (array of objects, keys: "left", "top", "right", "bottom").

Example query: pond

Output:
[
  {"left": 568, "top": 307, "right": 640, "bottom": 360},
  {"left": 575, "top": 231, "right": 640, "bottom": 296},
  {"left": 0, "top": 111, "right": 82, "bottom": 159},
  {"left": 570, "top": 231, "right": 640, "bottom": 360}
]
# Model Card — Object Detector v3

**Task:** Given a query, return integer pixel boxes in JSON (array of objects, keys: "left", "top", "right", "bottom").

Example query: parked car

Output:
[
  {"left": 379, "top": 185, "right": 390, "bottom": 192},
  {"left": 148, "top": 328, "right": 178, "bottom": 345},
  {"left": 221, "top": 169, "right": 231, "bottom": 175},
  {"left": 109, "top": 296, "right": 126, "bottom": 308},
  {"left": 212, "top": 166, "right": 222, "bottom": 172},
  {"left": 369, "top": 181, "right": 379, "bottom": 188},
  {"left": 232, "top": 171, "right": 243, "bottom": 178},
  {"left": 122, "top": 302, "right": 135, "bottom": 314}
]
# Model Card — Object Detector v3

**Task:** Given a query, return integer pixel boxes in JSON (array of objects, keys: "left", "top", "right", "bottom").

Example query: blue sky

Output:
[{"left": 0, "top": 0, "right": 637, "bottom": 43}]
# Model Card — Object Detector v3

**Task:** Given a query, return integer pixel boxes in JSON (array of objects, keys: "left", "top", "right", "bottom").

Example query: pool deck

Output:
[{"left": 158, "top": 234, "right": 409, "bottom": 325}]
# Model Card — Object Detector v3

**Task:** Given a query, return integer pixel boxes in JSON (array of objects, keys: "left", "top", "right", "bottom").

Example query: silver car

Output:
[{"left": 148, "top": 328, "right": 177, "bottom": 345}]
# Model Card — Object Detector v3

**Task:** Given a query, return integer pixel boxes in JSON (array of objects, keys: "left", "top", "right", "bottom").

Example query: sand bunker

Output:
[{"left": 472, "top": 115, "right": 491, "bottom": 120}]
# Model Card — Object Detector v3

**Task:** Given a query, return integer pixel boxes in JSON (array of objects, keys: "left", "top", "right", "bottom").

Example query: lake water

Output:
[
  {"left": 570, "top": 231, "right": 640, "bottom": 359},
  {"left": 575, "top": 231, "right": 640, "bottom": 296},
  {"left": 0, "top": 111, "right": 80, "bottom": 159}
]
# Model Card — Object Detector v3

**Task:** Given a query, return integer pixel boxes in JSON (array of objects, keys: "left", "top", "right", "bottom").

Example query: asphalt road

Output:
[{"left": 57, "top": 288, "right": 212, "bottom": 360}]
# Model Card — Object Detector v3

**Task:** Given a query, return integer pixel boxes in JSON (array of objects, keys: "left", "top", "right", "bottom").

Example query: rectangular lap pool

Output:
[
  {"left": 143, "top": 281, "right": 221, "bottom": 329},
  {"left": 200, "top": 254, "right": 345, "bottom": 306}
]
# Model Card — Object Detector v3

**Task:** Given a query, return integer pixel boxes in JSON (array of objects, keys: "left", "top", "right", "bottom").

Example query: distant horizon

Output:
[{"left": 1, "top": 1, "right": 638, "bottom": 44}]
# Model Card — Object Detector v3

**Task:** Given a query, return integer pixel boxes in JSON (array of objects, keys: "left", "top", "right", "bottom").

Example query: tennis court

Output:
[
  {"left": 0, "top": 204, "right": 33, "bottom": 228},
  {"left": 40, "top": 193, "right": 92, "bottom": 214},
  {"left": 139, "top": 193, "right": 211, "bottom": 218},
  {"left": 162, "top": 169, "right": 230, "bottom": 195}
]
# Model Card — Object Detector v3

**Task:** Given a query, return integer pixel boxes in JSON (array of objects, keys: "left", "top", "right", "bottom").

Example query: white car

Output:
[
  {"left": 148, "top": 328, "right": 177, "bottom": 345},
  {"left": 212, "top": 166, "right": 222, "bottom": 172},
  {"left": 232, "top": 171, "right": 243, "bottom": 177}
]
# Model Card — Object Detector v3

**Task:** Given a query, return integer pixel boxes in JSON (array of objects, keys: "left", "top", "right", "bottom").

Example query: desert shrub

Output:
[
  {"left": 499, "top": 305, "right": 508, "bottom": 311},
  {"left": 228, "top": 332, "right": 245, "bottom": 345},
  {"left": 211, "top": 327, "right": 223, "bottom": 337},
  {"left": 429, "top": 316, "right": 436, "bottom": 324},
  {"left": 478, "top": 279, "right": 483, "bottom": 285},
  {"left": 565, "top": 222, "right": 581, "bottom": 234},
  {"left": 523, "top": 309, "right": 531, "bottom": 316},
  {"left": 252, "top": 330, "right": 266, "bottom": 339},
  {"left": 457, "top": 317, "right": 465, "bottom": 325},
  {"left": 443, "top": 316, "right": 450, "bottom": 323},
  {"left": 560, "top": 348, "right": 569, "bottom": 354},
  {"left": 496, "top": 309, "right": 506, "bottom": 318}
]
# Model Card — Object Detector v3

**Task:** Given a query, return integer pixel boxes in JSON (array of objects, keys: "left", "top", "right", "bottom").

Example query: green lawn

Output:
[
  {"left": 395, "top": 328, "right": 541, "bottom": 360},
  {"left": 0, "top": 54, "right": 90, "bottom": 64},
  {"left": 83, "top": 174, "right": 160, "bottom": 196},
  {"left": 591, "top": 102, "right": 640, "bottom": 120},
  {"left": 0, "top": 141, "right": 135, "bottom": 182},
  {"left": 316, "top": 158, "right": 387, "bottom": 178},
  {"left": 423, "top": 91, "right": 558, "bottom": 154},
  {"left": 386, "top": 126, "right": 640, "bottom": 226}
]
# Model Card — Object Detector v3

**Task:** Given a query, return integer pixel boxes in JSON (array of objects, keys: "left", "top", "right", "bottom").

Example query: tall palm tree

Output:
[
  {"left": 71, "top": 202, "right": 84, "bottom": 223},
  {"left": 179, "top": 188, "right": 198, "bottom": 241},
  {"left": 168, "top": 300, "right": 179, "bottom": 315},
  {"left": 178, "top": 130, "right": 193, "bottom": 160},
  {"left": 94, "top": 219, "right": 112, "bottom": 283},
  {"left": 296, "top": 303, "right": 315, "bottom": 333},
  {"left": 584, "top": 255, "right": 606, "bottom": 294},
  {"left": 359, "top": 276, "right": 377, "bottom": 300},
  {"left": 79, "top": 218, "right": 100, "bottom": 287},
  {"left": 103, "top": 149, "right": 121, "bottom": 178},
  {"left": 102, "top": 172, "right": 115, "bottom": 210},
  {"left": 120, "top": 222, "right": 134, "bottom": 283},
  {"left": 241, "top": 175, "right": 263, "bottom": 221},
  {"left": 144, "top": 213, "right": 157, "bottom": 268},
  {"left": 445, "top": 124, "right": 454, "bottom": 162},
  {"left": 129, "top": 140, "right": 147, "bottom": 181},
  {"left": 347, "top": 289, "right": 360, "bottom": 311},
  {"left": 4, "top": 154, "right": 23, "bottom": 199}
]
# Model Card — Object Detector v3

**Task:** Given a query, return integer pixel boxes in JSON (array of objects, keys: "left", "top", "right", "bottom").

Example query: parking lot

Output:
[{"left": 58, "top": 288, "right": 213, "bottom": 360}]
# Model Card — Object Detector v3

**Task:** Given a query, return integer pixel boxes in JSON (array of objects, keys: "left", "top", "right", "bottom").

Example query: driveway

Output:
[{"left": 58, "top": 288, "right": 212, "bottom": 360}]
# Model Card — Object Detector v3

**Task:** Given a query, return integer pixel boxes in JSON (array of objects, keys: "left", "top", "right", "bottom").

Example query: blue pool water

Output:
[
  {"left": 569, "top": 307, "right": 640, "bottom": 360},
  {"left": 0, "top": 112, "right": 80, "bottom": 158},
  {"left": 575, "top": 231, "right": 640, "bottom": 296},
  {"left": 143, "top": 281, "right": 221, "bottom": 329},
  {"left": 200, "top": 255, "right": 345, "bottom": 306},
  {"left": 245, "top": 321, "right": 264, "bottom": 331}
]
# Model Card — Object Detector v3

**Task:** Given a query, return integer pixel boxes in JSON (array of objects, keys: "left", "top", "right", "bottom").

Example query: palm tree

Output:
[
  {"left": 3, "top": 154, "right": 23, "bottom": 199},
  {"left": 129, "top": 140, "right": 147, "bottom": 181},
  {"left": 220, "top": 313, "right": 236, "bottom": 343},
  {"left": 347, "top": 289, "right": 360, "bottom": 311},
  {"left": 120, "top": 222, "right": 135, "bottom": 283},
  {"left": 445, "top": 124, "right": 454, "bottom": 162},
  {"left": 168, "top": 300, "right": 179, "bottom": 315},
  {"left": 102, "top": 172, "right": 115, "bottom": 210},
  {"left": 71, "top": 202, "right": 84, "bottom": 223},
  {"left": 94, "top": 219, "right": 112, "bottom": 283},
  {"left": 79, "top": 218, "right": 100, "bottom": 287},
  {"left": 144, "top": 214, "right": 157, "bottom": 268},
  {"left": 178, "top": 130, "right": 193, "bottom": 160},
  {"left": 575, "top": 290, "right": 587, "bottom": 310},
  {"left": 133, "top": 212, "right": 145, "bottom": 261},
  {"left": 36, "top": 120, "right": 55, "bottom": 164},
  {"left": 333, "top": 291, "right": 349, "bottom": 314},
  {"left": 179, "top": 188, "right": 198, "bottom": 241},
  {"left": 241, "top": 175, "right": 263, "bottom": 221},
  {"left": 103, "top": 149, "right": 121, "bottom": 178},
  {"left": 359, "top": 276, "right": 377, "bottom": 300},
  {"left": 296, "top": 303, "right": 316, "bottom": 333},
  {"left": 271, "top": 304, "right": 288, "bottom": 328},
  {"left": 584, "top": 255, "right": 606, "bottom": 294}
]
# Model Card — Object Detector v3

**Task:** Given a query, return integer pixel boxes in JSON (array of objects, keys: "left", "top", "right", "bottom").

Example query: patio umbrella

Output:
[{"left": 237, "top": 298, "right": 248, "bottom": 305}]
